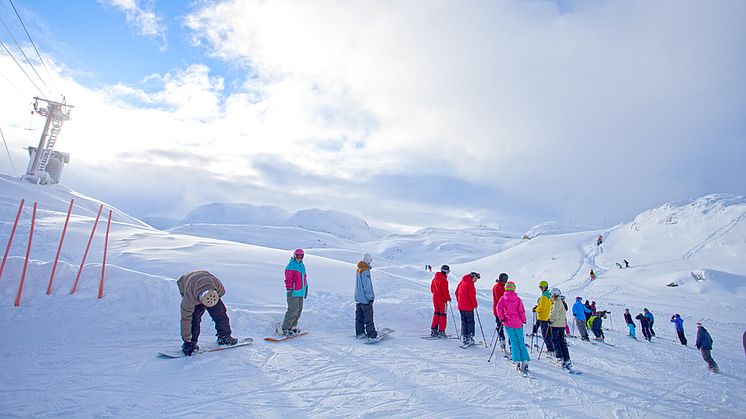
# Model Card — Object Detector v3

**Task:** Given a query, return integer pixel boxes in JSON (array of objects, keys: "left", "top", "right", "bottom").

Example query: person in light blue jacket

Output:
[
  {"left": 355, "top": 253, "right": 377, "bottom": 339},
  {"left": 644, "top": 308, "right": 656, "bottom": 337}
]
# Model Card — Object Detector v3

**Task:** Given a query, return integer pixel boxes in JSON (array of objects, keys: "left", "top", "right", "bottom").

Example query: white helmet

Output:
[
  {"left": 199, "top": 289, "right": 219, "bottom": 307},
  {"left": 550, "top": 287, "right": 562, "bottom": 297},
  {"left": 363, "top": 253, "right": 372, "bottom": 264}
]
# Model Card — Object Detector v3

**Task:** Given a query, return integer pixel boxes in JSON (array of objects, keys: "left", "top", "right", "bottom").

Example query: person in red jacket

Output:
[
  {"left": 492, "top": 273, "right": 509, "bottom": 351},
  {"left": 456, "top": 272, "right": 480, "bottom": 345},
  {"left": 430, "top": 265, "right": 452, "bottom": 338}
]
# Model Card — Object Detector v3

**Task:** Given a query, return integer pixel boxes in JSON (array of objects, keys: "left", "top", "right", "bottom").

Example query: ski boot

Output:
[
  {"left": 437, "top": 330, "right": 448, "bottom": 339},
  {"left": 217, "top": 335, "right": 238, "bottom": 346},
  {"left": 430, "top": 328, "right": 439, "bottom": 338}
]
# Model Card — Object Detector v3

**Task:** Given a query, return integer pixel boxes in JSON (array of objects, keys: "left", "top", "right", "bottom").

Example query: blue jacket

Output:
[
  {"left": 695, "top": 327, "right": 713, "bottom": 350},
  {"left": 645, "top": 312, "right": 654, "bottom": 322},
  {"left": 671, "top": 316, "right": 684, "bottom": 332},
  {"left": 354, "top": 261, "right": 375, "bottom": 304},
  {"left": 572, "top": 300, "right": 591, "bottom": 320}
]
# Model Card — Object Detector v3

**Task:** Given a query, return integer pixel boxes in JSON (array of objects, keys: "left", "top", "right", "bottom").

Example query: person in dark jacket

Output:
[
  {"left": 587, "top": 311, "right": 608, "bottom": 341},
  {"left": 643, "top": 308, "right": 655, "bottom": 336},
  {"left": 624, "top": 309, "right": 637, "bottom": 339},
  {"left": 635, "top": 313, "right": 652, "bottom": 341},
  {"left": 695, "top": 323, "right": 719, "bottom": 372},
  {"left": 671, "top": 314, "right": 687, "bottom": 345}
]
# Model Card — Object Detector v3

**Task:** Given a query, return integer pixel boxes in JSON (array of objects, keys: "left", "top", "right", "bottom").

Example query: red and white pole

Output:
[
  {"left": 0, "top": 199, "right": 25, "bottom": 282},
  {"left": 70, "top": 204, "right": 103, "bottom": 295},
  {"left": 47, "top": 199, "right": 74, "bottom": 294},
  {"left": 15, "top": 202, "right": 37, "bottom": 306},
  {"left": 98, "top": 210, "right": 112, "bottom": 299}
]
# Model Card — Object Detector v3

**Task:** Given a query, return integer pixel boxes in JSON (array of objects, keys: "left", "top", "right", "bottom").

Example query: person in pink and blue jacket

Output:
[
  {"left": 280, "top": 248, "right": 308, "bottom": 336},
  {"left": 496, "top": 281, "right": 531, "bottom": 374}
]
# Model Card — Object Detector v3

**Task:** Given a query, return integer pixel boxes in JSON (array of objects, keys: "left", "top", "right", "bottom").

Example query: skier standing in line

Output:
[
  {"left": 280, "top": 249, "right": 308, "bottom": 337},
  {"left": 590, "top": 301, "right": 598, "bottom": 316},
  {"left": 456, "top": 272, "right": 480, "bottom": 346},
  {"left": 695, "top": 322, "right": 719, "bottom": 372},
  {"left": 572, "top": 296, "right": 591, "bottom": 341},
  {"left": 533, "top": 280, "right": 555, "bottom": 358},
  {"left": 644, "top": 308, "right": 656, "bottom": 336},
  {"left": 549, "top": 288, "right": 572, "bottom": 369},
  {"left": 496, "top": 281, "right": 531, "bottom": 374},
  {"left": 671, "top": 314, "right": 688, "bottom": 345},
  {"left": 624, "top": 308, "right": 637, "bottom": 339},
  {"left": 430, "top": 265, "right": 452, "bottom": 338},
  {"left": 177, "top": 270, "right": 238, "bottom": 356},
  {"left": 354, "top": 253, "right": 377, "bottom": 340},
  {"left": 492, "top": 273, "right": 509, "bottom": 351},
  {"left": 636, "top": 312, "right": 653, "bottom": 341}
]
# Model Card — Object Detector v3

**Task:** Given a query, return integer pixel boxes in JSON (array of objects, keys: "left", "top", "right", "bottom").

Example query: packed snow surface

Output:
[{"left": 0, "top": 176, "right": 744, "bottom": 418}]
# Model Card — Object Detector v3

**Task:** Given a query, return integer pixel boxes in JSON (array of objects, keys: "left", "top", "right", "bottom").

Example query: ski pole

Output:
[
  {"left": 610, "top": 313, "right": 614, "bottom": 331},
  {"left": 571, "top": 317, "right": 576, "bottom": 337},
  {"left": 475, "top": 308, "right": 488, "bottom": 348},
  {"left": 449, "top": 301, "right": 460, "bottom": 339},
  {"left": 488, "top": 327, "right": 500, "bottom": 362},
  {"left": 489, "top": 324, "right": 497, "bottom": 348},
  {"left": 537, "top": 322, "right": 549, "bottom": 360}
]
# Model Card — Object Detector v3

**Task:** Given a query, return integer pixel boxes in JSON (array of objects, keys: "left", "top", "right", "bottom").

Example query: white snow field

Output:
[{"left": 1, "top": 174, "right": 744, "bottom": 418}]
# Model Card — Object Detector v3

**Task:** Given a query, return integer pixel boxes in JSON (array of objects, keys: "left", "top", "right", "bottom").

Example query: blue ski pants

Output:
[
  {"left": 505, "top": 326, "right": 530, "bottom": 362},
  {"left": 628, "top": 323, "right": 636, "bottom": 337}
]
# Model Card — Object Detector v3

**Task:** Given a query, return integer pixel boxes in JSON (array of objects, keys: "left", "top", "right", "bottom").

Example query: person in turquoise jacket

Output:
[
  {"left": 355, "top": 253, "right": 377, "bottom": 339},
  {"left": 280, "top": 249, "right": 308, "bottom": 336}
]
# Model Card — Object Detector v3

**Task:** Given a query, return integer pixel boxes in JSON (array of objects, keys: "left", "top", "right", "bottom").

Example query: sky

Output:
[{"left": 0, "top": 0, "right": 744, "bottom": 232}]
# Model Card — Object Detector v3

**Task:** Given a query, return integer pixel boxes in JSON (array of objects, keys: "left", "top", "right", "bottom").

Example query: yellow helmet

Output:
[{"left": 539, "top": 280, "right": 549, "bottom": 288}]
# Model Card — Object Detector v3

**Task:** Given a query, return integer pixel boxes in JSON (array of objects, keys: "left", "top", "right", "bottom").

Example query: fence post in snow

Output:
[
  {"left": 15, "top": 202, "right": 37, "bottom": 306},
  {"left": 98, "top": 210, "right": 112, "bottom": 299},
  {"left": 47, "top": 199, "right": 74, "bottom": 294},
  {"left": 70, "top": 204, "right": 103, "bottom": 295},
  {"left": 0, "top": 199, "right": 25, "bottom": 282}
]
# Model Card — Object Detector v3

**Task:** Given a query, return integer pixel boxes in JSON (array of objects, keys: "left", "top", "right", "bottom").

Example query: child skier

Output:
[
  {"left": 695, "top": 323, "right": 719, "bottom": 372},
  {"left": 354, "top": 253, "right": 377, "bottom": 340},
  {"left": 572, "top": 296, "right": 591, "bottom": 341},
  {"left": 281, "top": 249, "right": 308, "bottom": 337},
  {"left": 644, "top": 308, "right": 655, "bottom": 336},
  {"left": 492, "top": 273, "right": 509, "bottom": 351},
  {"left": 624, "top": 309, "right": 637, "bottom": 339},
  {"left": 587, "top": 311, "right": 609, "bottom": 341},
  {"left": 533, "top": 280, "right": 555, "bottom": 358},
  {"left": 430, "top": 265, "right": 452, "bottom": 338},
  {"left": 635, "top": 312, "right": 652, "bottom": 341},
  {"left": 456, "top": 272, "right": 480, "bottom": 345},
  {"left": 496, "top": 281, "right": 531, "bottom": 374},
  {"left": 671, "top": 314, "right": 688, "bottom": 345},
  {"left": 549, "top": 288, "right": 572, "bottom": 369}
]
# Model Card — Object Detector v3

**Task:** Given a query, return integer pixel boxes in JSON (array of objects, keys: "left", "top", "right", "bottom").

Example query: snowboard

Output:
[
  {"left": 265, "top": 331, "right": 309, "bottom": 343},
  {"left": 363, "top": 328, "right": 394, "bottom": 344},
  {"left": 158, "top": 338, "right": 253, "bottom": 358}
]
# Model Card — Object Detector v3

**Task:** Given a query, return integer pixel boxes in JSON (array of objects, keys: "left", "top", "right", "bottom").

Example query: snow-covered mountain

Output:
[
  {"left": 523, "top": 220, "right": 603, "bottom": 239},
  {"left": 179, "top": 202, "right": 291, "bottom": 226},
  {"left": 0, "top": 175, "right": 744, "bottom": 417}
]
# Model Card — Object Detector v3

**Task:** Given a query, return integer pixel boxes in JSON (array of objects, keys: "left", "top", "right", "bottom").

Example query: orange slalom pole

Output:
[
  {"left": 0, "top": 199, "right": 25, "bottom": 282},
  {"left": 15, "top": 202, "right": 37, "bottom": 306},
  {"left": 47, "top": 199, "right": 74, "bottom": 294},
  {"left": 98, "top": 210, "right": 112, "bottom": 299},
  {"left": 70, "top": 204, "right": 103, "bottom": 295}
]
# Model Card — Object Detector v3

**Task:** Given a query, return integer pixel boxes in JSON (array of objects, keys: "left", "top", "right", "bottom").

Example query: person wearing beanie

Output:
[
  {"left": 280, "top": 249, "right": 308, "bottom": 337},
  {"left": 492, "top": 273, "right": 509, "bottom": 350},
  {"left": 355, "top": 253, "right": 377, "bottom": 340},
  {"left": 456, "top": 272, "right": 480, "bottom": 345},
  {"left": 624, "top": 309, "right": 637, "bottom": 339},
  {"left": 430, "top": 265, "right": 452, "bottom": 338},
  {"left": 496, "top": 281, "right": 531, "bottom": 374},
  {"left": 532, "top": 280, "right": 555, "bottom": 358},
  {"left": 671, "top": 314, "right": 687, "bottom": 345},
  {"left": 695, "top": 322, "right": 719, "bottom": 372},
  {"left": 177, "top": 270, "right": 237, "bottom": 356},
  {"left": 572, "top": 296, "right": 591, "bottom": 341},
  {"left": 549, "top": 288, "right": 572, "bottom": 369}
]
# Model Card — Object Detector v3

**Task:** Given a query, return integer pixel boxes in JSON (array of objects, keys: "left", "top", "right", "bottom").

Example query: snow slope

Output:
[{"left": 0, "top": 177, "right": 744, "bottom": 418}]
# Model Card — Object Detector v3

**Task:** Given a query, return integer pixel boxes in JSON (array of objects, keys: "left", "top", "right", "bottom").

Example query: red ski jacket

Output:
[
  {"left": 492, "top": 281, "right": 505, "bottom": 317},
  {"left": 455, "top": 274, "right": 478, "bottom": 311},
  {"left": 430, "top": 272, "right": 451, "bottom": 305}
]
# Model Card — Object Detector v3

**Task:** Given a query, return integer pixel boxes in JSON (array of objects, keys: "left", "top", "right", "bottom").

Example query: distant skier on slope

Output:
[
  {"left": 643, "top": 308, "right": 656, "bottom": 336},
  {"left": 590, "top": 269, "right": 597, "bottom": 281},
  {"left": 496, "top": 281, "right": 531, "bottom": 374},
  {"left": 695, "top": 322, "right": 719, "bottom": 373},
  {"left": 177, "top": 270, "right": 238, "bottom": 356},
  {"left": 636, "top": 312, "right": 653, "bottom": 341},
  {"left": 624, "top": 309, "right": 637, "bottom": 339},
  {"left": 597, "top": 235, "right": 603, "bottom": 246},
  {"left": 572, "top": 296, "right": 591, "bottom": 341},
  {"left": 355, "top": 253, "right": 377, "bottom": 340},
  {"left": 430, "top": 265, "right": 452, "bottom": 338},
  {"left": 549, "top": 288, "right": 573, "bottom": 369},
  {"left": 280, "top": 249, "right": 308, "bottom": 337},
  {"left": 492, "top": 273, "right": 510, "bottom": 351},
  {"left": 671, "top": 314, "right": 688, "bottom": 345},
  {"left": 587, "top": 311, "right": 609, "bottom": 341},
  {"left": 533, "top": 280, "right": 555, "bottom": 358},
  {"left": 456, "top": 272, "right": 480, "bottom": 346},
  {"left": 624, "top": 259, "right": 630, "bottom": 268}
]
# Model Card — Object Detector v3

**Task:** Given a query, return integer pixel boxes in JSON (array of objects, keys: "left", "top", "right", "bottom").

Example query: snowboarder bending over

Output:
[
  {"left": 355, "top": 253, "right": 377, "bottom": 340},
  {"left": 177, "top": 270, "right": 238, "bottom": 356},
  {"left": 281, "top": 249, "right": 308, "bottom": 337},
  {"left": 587, "top": 311, "right": 608, "bottom": 341},
  {"left": 624, "top": 309, "right": 637, "bottom": 339},
  {"left": 572, "top": 296, "right": 591, "bottom": 341},
  {"left": 533, "top": 280, "right": 555, "bottom": 358},
  {"left": 695, "top": 322, "right": 719, "bottom": 372},
  {"left": 493, "top": 273, "right": 510, "bottom": 351},
  {"left": 456, "top": 271, "right": 480, "bottom": 346},
  {"left": 497, "top": 281, "right": 531, "bottom": 374},
  {"left": 671, "top": 314, "right": 687, "bottom": 345},
  {"left": 549, "top": 288, "right": 572, "bottom": 369},
  {"left": 430, "top": 265, "right": 452, "bottom": 338}
]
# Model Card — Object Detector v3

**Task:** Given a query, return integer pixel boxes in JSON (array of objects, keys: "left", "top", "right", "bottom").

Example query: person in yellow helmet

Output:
[{"left": 532, "top": 280, "right": 555, "bottom": 357}]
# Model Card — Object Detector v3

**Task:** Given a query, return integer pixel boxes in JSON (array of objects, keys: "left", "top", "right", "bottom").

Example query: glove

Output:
[
  {"left": 182, "top": 341, "right": 199, "bottom": 356},
  {"left": 286, "top": 289, "right": 292, "bottom": 297}
]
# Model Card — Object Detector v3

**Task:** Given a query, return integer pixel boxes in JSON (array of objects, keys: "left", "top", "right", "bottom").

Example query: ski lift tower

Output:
[{"left": 23, "top": 97, "right": 73, "bottom": 185}]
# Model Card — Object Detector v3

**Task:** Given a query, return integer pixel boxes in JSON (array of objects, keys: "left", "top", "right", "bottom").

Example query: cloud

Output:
[{"left": 100, "top": 0, "right": 167, "bottom": 49}]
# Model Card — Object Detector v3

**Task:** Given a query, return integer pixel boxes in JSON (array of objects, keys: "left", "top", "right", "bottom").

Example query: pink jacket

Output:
[{"left": 496, "top": 290, "right": 526, "bottom": 328}]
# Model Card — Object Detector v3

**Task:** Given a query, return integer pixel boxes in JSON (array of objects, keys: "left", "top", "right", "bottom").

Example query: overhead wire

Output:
[
  {"left": 0, "top": 14, "right": 50, "bottom": 94},
  {"left": 7, "top": 0, "right": 58, "bottom": 95},
  {"left": 0, "top": 37, "right": 44, "bottom": 96},
  {"left": 0, "top": 127, "right": 19, "bottom": 176}
]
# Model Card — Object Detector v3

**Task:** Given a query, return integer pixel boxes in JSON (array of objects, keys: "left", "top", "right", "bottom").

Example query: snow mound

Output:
[
  {"left": 523, "top": 221, "right": 601, "bottom": 239},
  {"left": 283, "top": 208, "right": 383, "bottom": 242},
  {"left": 179, "top": 202, "right": 290, "bottom": 226}
]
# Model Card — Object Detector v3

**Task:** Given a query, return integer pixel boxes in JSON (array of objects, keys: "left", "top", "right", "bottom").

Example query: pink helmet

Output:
[{"left": 294, "top": 248, "right": 304, "bottom": 257}]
